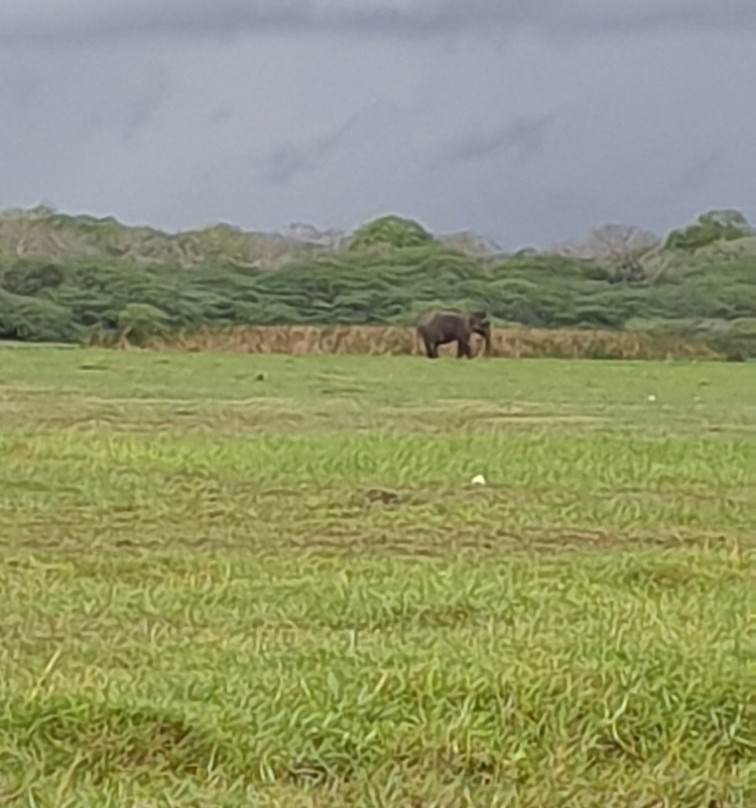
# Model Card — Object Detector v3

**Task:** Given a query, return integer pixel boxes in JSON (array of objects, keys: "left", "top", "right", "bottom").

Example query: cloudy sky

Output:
[{"left": 1, "top": 1, "right": 754, "bottom": 249}]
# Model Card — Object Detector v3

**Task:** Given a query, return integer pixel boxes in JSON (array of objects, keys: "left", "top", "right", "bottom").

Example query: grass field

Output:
[{"left": 0, "top": 346, "right": 754, "bottom": 807}]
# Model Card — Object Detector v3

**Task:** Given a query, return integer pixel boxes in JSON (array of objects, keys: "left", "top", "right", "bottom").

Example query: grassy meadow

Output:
[{"left": 0, "top": 346, "right": 754, "bottom": 807}]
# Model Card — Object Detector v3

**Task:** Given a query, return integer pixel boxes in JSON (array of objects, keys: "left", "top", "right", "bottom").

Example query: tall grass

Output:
[{"left": 121, "top": 324, "right": 722, "bottom": 360}]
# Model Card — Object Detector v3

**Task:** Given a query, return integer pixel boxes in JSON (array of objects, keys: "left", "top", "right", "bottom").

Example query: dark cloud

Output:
[
  {"left": 208, "top": 107, "right": 233, "bottom": 125},
  {"left": 2, "top": 1, "right": 756, "bottom": 47},
  {"left": 257, "top": 113, "right": 361, "bottom": 185},
  {"left": 118, "top": 75, "right": 174, "bottom": 142},
  {"left": 671, "top": 148, "right": 728, "bottom": 195},
  {"left": 442, "top": 114, "right": 555, "bottom": 168},
  {"left": 0, "top": 2, "right": 753, "bottom": 249},
  {"left": 258, "top": 145, "right": 316, "bottom": 186}
]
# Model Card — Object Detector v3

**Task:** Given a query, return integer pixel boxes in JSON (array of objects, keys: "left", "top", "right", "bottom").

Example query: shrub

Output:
[
  {"left": 116, "top": 303, "right": 171, "bottom": 346},
  {"left": 348, "top": 215, "right": 434, "bottom": 251},
  {"left": 664, "top": 209, "right": 754, "bottom": 251},
  {"left": 0, "top": 289, "right": 84, "bottom": 342}
]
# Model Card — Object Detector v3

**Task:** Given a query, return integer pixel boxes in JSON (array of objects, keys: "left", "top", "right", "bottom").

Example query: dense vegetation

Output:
[
  {"left": 1, "top": 207, "right": 754, "bottom": 356},
  {"left": 664, "top": 209, "right": 754, "bottom": 251}
]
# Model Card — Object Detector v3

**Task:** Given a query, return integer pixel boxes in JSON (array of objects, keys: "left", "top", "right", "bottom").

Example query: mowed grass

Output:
[{"left": 0, "top": 347, "right": 754, "bottom": 807}]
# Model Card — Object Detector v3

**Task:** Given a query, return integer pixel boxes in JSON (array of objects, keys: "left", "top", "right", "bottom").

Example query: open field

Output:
[{"left": 0, "top": 347, "right": 754, "bottom": 807}]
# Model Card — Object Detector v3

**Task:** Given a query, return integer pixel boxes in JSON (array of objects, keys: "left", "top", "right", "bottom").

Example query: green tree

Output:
[
  {"left": 348, "top": 215, "right": 433, "bottom": 252},
  {"left": 116, "top": 303, "right": 171, "bottom": 345},
  {"left": 664, "top": 209, "right": 754, "bottom": 251}
]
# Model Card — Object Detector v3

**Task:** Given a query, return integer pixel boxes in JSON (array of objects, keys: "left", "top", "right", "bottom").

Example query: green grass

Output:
[{"left": 0, "top": 348, "right": 754, "bottom": 806}]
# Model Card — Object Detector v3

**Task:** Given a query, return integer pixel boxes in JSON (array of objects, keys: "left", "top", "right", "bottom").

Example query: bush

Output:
[
  {"left": 1, "top": 262, "right": 64, "bottom": 296},
  {"left": 116, "top": 303, "right": 171, "bottom": 345},
  {"left": 664, "top": 209, "right": 754, "bottom": 251},
  {"left": 0, "top": 289, "right": 84, "bottom": 342},
  {"left": 348, "top": 215, "right": 433, "bottom": 252}
]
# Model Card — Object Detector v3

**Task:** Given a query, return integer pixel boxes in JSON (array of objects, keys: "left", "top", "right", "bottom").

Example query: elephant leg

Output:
[
  {"left": 418, "top": 329, "right": 434, "bottom": 358},
  {"left": 457, "top": 338, "right": 472, "bottom": 359},
  {"left": 423, "top": 336, "right": 438, "bottom": 358}
]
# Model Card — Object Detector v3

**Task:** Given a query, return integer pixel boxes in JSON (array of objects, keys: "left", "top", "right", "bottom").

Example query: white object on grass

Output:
[
  {"left": 471, "top": 474, "right": 487, "bottom": 486},
  {"left": 647, "top": 394, "right": 656, "bottom": 402}
]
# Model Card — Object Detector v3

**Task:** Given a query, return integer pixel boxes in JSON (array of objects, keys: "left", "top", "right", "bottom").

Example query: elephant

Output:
[{"left": 416, "top": 309, "right": 492, "bottom": 359}]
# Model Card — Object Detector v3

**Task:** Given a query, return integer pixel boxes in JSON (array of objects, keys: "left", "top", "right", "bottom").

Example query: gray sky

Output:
[{"left": 1, "top": 1, "right": 754, "bottom": 250}]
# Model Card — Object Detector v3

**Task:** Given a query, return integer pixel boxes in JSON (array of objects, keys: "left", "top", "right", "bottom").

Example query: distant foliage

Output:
[
  {"left": 348, "top": 215, "right": 433, "bottom": 251},
  {"left": 664, "top": 209, "right": 754, "bottom": 251},
  {"left": 551, "top": 223, "right": 660, "bottom": 262},
  {"left": 0, "top": 288, "right": 84, "bottom": 342},
  {"left": 1, "top": 262, "right": 64, "bottom": 296},
  {"left": 1, "top": 216, "right": 755, "bottom": 357},
  {"left": 116, "top": 303, "right": 171, "bottom": 346}
]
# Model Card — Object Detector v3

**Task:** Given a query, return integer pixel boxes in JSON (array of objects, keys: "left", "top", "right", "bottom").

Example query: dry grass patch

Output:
[{"left": 116, "top": 324, "right": 723, "bottom": 360}]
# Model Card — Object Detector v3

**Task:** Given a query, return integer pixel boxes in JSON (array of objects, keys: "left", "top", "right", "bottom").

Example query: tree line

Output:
[{"left": 0, "top": 210, "right": 754, "bottom": 357}]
